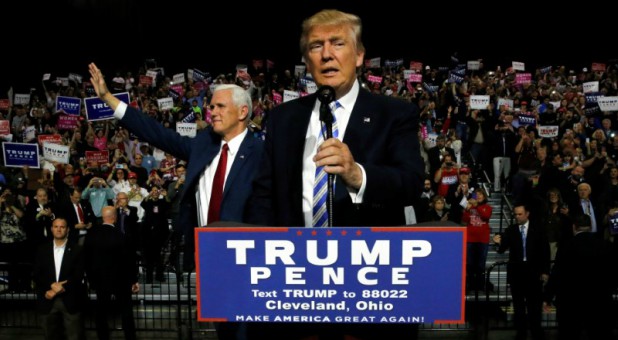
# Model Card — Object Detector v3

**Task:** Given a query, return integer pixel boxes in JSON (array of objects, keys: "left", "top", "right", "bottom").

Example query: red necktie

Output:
[
  {"left": 76, "top": 203, "right": 85, "bottom": 223},
  {"left": 207, "top": 144, "right": 228, "bottom": 224}
]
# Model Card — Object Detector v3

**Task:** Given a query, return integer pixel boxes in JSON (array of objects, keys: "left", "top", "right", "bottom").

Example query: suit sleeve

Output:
[
  {"left": 244, "top": 113, "right": 275, "bottom": 226},
  {"left": 119, "top": 105, "right": 196, "bottom": 161}
]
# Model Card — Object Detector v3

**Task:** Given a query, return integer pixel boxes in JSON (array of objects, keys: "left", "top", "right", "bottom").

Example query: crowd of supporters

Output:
[{"left": 0, "top": 57, "right": 617, "bottom": 295}]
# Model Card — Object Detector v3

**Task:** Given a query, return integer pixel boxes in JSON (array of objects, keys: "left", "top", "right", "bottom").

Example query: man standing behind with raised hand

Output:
[
  {"left": 245, "top": 8, "right": 423, "bottom": 340},
  {"left": 88, "top": 64, "right": 263, "bottom": 340},
  {"left": 33, "top": 217, "right": 87, "bottom": 340}
]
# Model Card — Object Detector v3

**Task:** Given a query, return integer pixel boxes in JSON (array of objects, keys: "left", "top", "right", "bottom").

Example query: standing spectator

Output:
[
  {"left": 60, "top": 189, "right": 96, "bottom": 246},
  {"left": 140, "top": 186, "right": 170, "bottom": 283},
  {"left": 86, "top": 206, "right": 139, "bottom": 340},
  {"left": 492, "top": 113, "right": 517, "bottom": 192},
  {"left": 126, "top": 172, "right": 149, "bottom": 222},
  {"left": 544, "top": 214, "right": 617, "bottom": 339},
  {"left": 32, "top": 218, "right": 86, "bottom": 340},
  {"left": 424, "top": 194, "right": 450, "bottom": 222},
  {"left": 461, "top": 189, "right": 492, "bottom": 291},
  {"left": 493, "top": 203, "right": 550, "bottom": 340},
  {"left": 540, "top": 188, "right": 572, "bottom": 261},
  {"left": 81, "top": 177, "right": 115, "bottom": 221},
  {"left": 24, "top": 188, "right": 56, "bottom": 247},
  {"left": 166, "top": 164, "right": 186, "bottom": 271},
  {"left": 427, "top": 134, "right": 455, "bottom": 178},
  {"left": 0, "top": 189, "right": 28, "bottom": 293}
]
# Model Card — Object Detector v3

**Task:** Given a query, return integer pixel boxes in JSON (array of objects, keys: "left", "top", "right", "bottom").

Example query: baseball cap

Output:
[
  {"left": 459, "top": 167, "right": 471, "bottom": 175},
  {"left": 128, "top": 172, "right": 137, "bottom": 179}
]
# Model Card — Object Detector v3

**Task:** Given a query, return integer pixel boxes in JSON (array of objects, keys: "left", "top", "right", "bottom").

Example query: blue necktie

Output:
[
  {"left": 520, "top": 225, "right": 526, "bottom": 261},
  {"left": 313, "top": 101, "right": 341, "bottom": 227}
]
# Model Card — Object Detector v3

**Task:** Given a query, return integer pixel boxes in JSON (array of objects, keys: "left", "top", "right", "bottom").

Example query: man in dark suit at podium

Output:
[{"left": 246, "top": 9, "right": 423, "bottom": 340}]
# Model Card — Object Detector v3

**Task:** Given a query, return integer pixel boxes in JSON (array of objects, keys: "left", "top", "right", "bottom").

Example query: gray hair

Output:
[{"left": 213, "top": 84, "right": 252, "bottom": 118}]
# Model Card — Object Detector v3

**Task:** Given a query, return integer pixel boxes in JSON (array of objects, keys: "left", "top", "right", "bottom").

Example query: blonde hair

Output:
[{"left": 299, "top": 9, "right": 365, "bottom": 56}]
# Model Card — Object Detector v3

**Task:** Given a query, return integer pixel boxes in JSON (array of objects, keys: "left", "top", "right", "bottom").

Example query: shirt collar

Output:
[
  {"left": 335, "top": 79, "right": 360, "bottom": 113},
  {"left": 221, "top": 128, "right": 247, "bottom": 157},
  {"left": 54, "top": 238, "right": 67, "bottom": 251}
]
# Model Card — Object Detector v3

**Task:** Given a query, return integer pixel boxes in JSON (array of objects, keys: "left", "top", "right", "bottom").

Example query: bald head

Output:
[{"left": 102, "top": 206, "right": 117, "bottom": 224}]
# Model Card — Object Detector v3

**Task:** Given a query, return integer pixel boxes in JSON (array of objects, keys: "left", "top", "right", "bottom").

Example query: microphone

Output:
[
  {"left": 316, "top": 85, "right": 336, "bottom": 227},
  {"left": 317, "top": 85, "right": 336, "bottom": 138}
]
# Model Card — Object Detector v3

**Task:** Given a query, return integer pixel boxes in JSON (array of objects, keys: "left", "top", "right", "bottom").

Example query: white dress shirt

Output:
[
  {"left": 302, "top": 80, "right": 366, "bottom": 227},
  {"left": 53, "top": 239, "right": 67, "bottom": 282}
]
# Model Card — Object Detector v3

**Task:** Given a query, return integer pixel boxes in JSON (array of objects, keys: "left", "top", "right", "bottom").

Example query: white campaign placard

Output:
[
  {"left": 42, "top": 142, "right": 70, "bottom": 164},
  {"left": 69, "top": 73, "right": 83, "bottom": 83},
  {"left": 14, "top": 94, "right": 30, "bottom": 105},
  {"left": 294, "top": 65, "right": 306, "bottom": 78},
  {"left": 23, "top": 125, "right": 36, "bottom": 141},
  {"left": 597, "top": 96, "right": 618, "bottom": 111},
  {"left": 157, "top": 97, "right": 174, "bottom": 111},
  {"left": 42, "top": 73, "right": 51, "bottom": 81},
  {"left": 470, "top": 95, "right": 490, "bottom": 110},
  {"left": 305, "top": 81, "right": 318, "bottom": 94},
  {"left": 512, "top": 61, "right": 525, "bottom": 71},
  {"left": 498, "top": 98, "right": 514, "bottom": 109},
  {"left": 283, "top": 90, "right": 300, "bottom": 103},
  {"left": 425, "top": 133, "right": 438, "bottom": 149},
  {"left": 538, "top": 126, "right": 559, "bottom": 138},
  {"left": 173, "top": 73, "right": 186, "bottom": 84},
  {"left": 176, "top": 122, "right": 197, "bottom": 137},
  {"left": 583, "top": 81, "right": 599, "bottom": 94},
  {"left": 57, "top": 77, "right": 69, "bottom": 87},
  {"left": 467, "top": 60, "right": 480, "bottom": 70}
]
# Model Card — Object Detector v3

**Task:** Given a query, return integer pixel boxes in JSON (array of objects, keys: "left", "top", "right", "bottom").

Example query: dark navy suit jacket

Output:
[
  {"left": 33, "top": 240, "right": 86, "bottom": 314},
  {"left": 246, "top": 88, "right": 424, "bottom": 227},
  {"left": 120, "top": 106, "right": 263, "bottom": 231}
]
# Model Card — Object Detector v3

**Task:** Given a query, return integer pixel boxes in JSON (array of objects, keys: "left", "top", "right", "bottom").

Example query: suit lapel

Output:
[
  {"left": 342, "top": 89, "right": 376, "bottom": 162},
  {"left": 57, "top": 243, "right": 72, "bottom": 281},
  {"left": 223, "top": 134, "right": 254, "bottom": 199}
]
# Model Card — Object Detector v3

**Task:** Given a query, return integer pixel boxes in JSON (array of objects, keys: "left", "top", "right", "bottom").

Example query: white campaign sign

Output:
[
  {"left": 583, "top": 81, "right": 599, "bottom": 94},
  {"left": 157, "top": 97, "right": 174, "bottom": 111},
  {"left": 538, "top": 126, "right": 559, "bottom": 138},
  {"left": 283, "top": 90, "right": 300, "bottom": 103},
  {"left": 176, "top": 122, "right": 197, "bottom": 137},
  {"left": 470, "top": 95, "right": 490, "bottom": 110},
  {"left": 598, "top": 96, "right": 618, "bottom": 111},
  {"left": 42, "top": 142, "right": 70, "bottom": 164}
]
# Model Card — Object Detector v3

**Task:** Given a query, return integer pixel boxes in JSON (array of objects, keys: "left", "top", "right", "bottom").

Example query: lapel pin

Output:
[
  {"left": 239, "top": 154, "right": 245, "bottom": 159},
  {"left": 363, "top": 117, "right": 371, "bottom": 123}
]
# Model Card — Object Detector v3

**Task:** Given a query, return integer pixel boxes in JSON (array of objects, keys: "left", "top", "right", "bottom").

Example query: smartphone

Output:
[{"left": 115, "top": 164, "right": 123, "bottom": 169}]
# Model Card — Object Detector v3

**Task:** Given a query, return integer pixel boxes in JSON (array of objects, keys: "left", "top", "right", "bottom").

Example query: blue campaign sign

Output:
[
  {"left": 196, "top": 226, "right": 466, "bottom": 324},
  {"left": 84, "top": 92, "right": 130, "bottom": 121},
  {"left": 2, "top": 142, "right": 39, "bottom": 168},
  {"left": 56, "top": 96, "right": 82, "bottom": 116}
]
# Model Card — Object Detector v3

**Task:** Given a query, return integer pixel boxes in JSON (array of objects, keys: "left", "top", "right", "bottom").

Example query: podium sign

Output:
[{"left": 196, "top": 226, "right": 466, "bottom": 324}]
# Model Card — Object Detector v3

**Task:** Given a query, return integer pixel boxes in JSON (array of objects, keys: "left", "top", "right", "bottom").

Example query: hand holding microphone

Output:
[{"left": 314, "top": 86, "right": 362, "bottom": 190}]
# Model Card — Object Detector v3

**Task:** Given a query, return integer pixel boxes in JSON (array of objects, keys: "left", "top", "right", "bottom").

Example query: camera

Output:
[
  {"left": 446, "top": 161, "right": 454, "bottom": 167},
  {"left": 115, "top": 164, "right": 123, "bottom": 169}
]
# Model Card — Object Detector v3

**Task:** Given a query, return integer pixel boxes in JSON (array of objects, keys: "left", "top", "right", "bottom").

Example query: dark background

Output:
[{"left": 2, "top": 1, "right": 615, "bottom": 93}]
